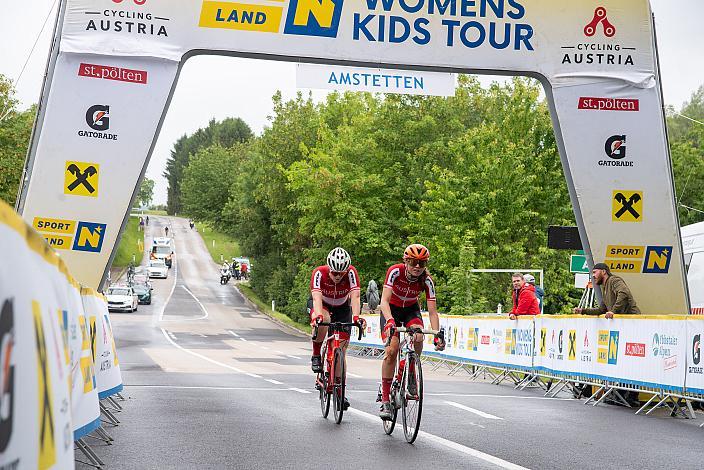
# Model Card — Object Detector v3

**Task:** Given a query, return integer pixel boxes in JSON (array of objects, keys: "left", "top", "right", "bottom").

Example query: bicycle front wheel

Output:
[
  {"left": 332, "top": 349, "right": 346, "bottom": 424},
  {"left": 401, "top": 353, "right": 423, "bottom": 443},
  {"left": 318, "top": 369, "right": 330, "bottom": 418}
]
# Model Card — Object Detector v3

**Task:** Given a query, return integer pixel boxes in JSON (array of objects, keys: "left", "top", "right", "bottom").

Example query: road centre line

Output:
[
  {"left": 347, "top": 372, "right": 362, "bottom": 378},
  {"left": 346, "top": 408, "right": 528, "bottom": 470},
  {"left": 181, "top": 285, "right": 209, "bottom": 320},
  {"left": 445, "top": 401, "right": 503, "bottom": 420},
  {"left": 160, "top": 328, "right": 245, "bottom": 374},
  {"left": 157, "top": 240, "right": 179, "bottom": 323},
  {"left": 266, "top": 379, "right": 284, "bottom": 385},
  {"left": 286, "top": 355, "right": 301, "bottom": 359},
  {"left": 240, "top": 338, "right": 248, "bottom": 342},
  {"left": 246, "top": 373, "right": 262, "bottom": 378},
  {"left": 227, "top": 330, "right": 240, "bottom": 337}
]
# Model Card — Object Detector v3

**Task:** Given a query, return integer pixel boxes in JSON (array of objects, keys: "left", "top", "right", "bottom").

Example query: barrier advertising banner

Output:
[
  {"left": 684, "top": 318, "right": 704, "bottom": 395},
  {"left": 0, "top": 202, "right": 74, "bottom": 469},
  {"left": 534, "top": 316, "right": 687, "bottom": 392},
  {"left": 81, "top": 291, "right": 123, "bottom": 399},
  {"left": 18, "top": 0, "right": 688, "bottom": 315},
  {"left": 440, "top": 316, "right": 534, "bottom": 369}
]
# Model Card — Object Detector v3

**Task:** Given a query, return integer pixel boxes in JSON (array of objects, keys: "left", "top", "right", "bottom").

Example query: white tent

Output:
[{"left": 682, "top": 221, "right": 704, "bottom": 313}]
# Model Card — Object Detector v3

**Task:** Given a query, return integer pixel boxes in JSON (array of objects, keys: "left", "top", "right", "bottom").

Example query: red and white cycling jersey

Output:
[
  {"left": 310, "top": 265, "right": 360, "bottom": 306},
  {"left": 384, "top": 263, "right": 436, "bottom": 308}
]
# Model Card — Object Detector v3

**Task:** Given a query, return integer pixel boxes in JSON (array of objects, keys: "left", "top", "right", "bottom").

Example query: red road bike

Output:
[{"left": 313, "top": 320, "right": 363, "bottom": 424}]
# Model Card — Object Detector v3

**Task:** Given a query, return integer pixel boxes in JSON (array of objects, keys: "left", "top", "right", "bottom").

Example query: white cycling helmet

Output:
[
  {"left": 327, "top": 247, "right": 351, "bottom": 272},
  {"left": 523, "top": 274, "right": 535, "bottom": 284}
]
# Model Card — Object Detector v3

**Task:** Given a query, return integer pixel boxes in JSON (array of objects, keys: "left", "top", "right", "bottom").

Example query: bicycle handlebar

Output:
[
  {"left": 385, "top": 326, "right": 443, "bottom": 347},
  {"left": 312, "top": 321, "right": 364, "bottom": 342}
]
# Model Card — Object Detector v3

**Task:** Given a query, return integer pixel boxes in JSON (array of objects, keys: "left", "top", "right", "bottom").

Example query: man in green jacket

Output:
[{"left": 574, "top": 263, "right": 641, "bottom": 318}]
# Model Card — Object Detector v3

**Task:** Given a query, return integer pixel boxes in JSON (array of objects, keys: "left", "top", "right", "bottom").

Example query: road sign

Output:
[{"left": 570, "top": 255, "right": 589, "bottom": 273}]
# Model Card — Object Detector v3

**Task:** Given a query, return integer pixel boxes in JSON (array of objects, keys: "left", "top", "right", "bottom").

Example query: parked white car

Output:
[
  {"left": 147, "top": 258, "right": 168, "bottom": 279},
  {"left": 106, "top": 286, "right": 138, "bottom": 312}
]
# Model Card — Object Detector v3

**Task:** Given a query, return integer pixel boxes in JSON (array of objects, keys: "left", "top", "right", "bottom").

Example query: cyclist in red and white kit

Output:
[
  {"left": 378, "top": 244, "right": 445, "bottom": 420},
  {"left": 310, "top": 248, "right": 366, "bottom": 377}
]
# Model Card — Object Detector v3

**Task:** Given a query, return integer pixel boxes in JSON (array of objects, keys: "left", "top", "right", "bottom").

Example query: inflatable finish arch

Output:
[{"left": 16, "top": 0, "right": 689, "bottom": 314}]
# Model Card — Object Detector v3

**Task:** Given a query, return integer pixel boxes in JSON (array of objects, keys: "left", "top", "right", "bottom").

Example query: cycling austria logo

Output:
[
  {"left": 199, "top": 0, "right": 536, "bottom": 51},
  {"left": 560, "top": 7, "right": 636, "bottom": 67},
  {"left": 83, "top": 0, "right": 169, "bottom": 38},
  {"left": 32, "top": 217, "right": 107, "bottom": 253}
]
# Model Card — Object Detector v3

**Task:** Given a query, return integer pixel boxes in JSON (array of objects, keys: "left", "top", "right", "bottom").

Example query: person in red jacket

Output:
[{"left": 510, "top": 272, "right": 540, "bottom": 319}]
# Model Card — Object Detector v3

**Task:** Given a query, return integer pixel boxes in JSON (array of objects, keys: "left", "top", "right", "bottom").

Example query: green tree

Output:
[
  {"left": 0, "top": 75, "right": 35, "bottom": 207},
  {"left": 137, "top": 177, "right": 155, "bottom": 208}
]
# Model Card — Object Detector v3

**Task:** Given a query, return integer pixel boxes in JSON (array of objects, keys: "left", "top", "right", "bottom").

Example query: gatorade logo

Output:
[
  {"left": 284, "top": 0, "right": 344, "bottom": 37},
  {"left": 72, "top": 222, "right": 107, "bottom": 253}
]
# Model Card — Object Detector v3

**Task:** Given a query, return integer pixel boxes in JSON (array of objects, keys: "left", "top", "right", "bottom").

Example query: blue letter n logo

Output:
[{"left": 284, "top": 0, "right": 344, "bottom": 38}]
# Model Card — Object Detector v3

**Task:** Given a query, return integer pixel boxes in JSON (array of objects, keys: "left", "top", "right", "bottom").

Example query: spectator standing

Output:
[
  {"left": 509, "top": 273, "right": 540, "bottom": 320},
  {"left": 523, "top": 273, "right": 544, "bottom": 313},
  {"left": 574, "top": 263, "right": 640, "bottom": 318}
]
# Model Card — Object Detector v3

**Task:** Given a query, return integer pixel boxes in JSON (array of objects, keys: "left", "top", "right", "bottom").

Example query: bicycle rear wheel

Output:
[
  {"left": 401, "top": 353, "right": 423, "bottom": 443},
  {"left": 332, "top": 349, "right": 346, "bottom": 424}
]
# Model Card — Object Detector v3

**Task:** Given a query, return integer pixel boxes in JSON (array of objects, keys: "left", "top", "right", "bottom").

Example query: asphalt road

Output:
[{"left": 81, "top": 216, "right": 704, "bottom": 470}]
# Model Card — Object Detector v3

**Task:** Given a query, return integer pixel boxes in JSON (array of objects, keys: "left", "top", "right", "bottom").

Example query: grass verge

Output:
[
  {"left": 113, "top": 216, "right": 144, "bottom": 267},
  {"left": 197, "top": 222, "right": 241, "bottom": 263},
  {"left": 238, "top": 284, "right": 310, "bottom": 333}
]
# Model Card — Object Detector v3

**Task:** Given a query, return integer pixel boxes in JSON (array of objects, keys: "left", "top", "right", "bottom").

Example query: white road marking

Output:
[
  {"left": 346, "top": 408, "right": 528, "bottom": 470},
  {"left": 288, "top": 388, "right": 312, "bottom": 394},
  {"left": 445, "top": 401, "right": 503, "bottom": 420},
  {"left": 266, "top": 379, "right": 284, "bottom": 385},
  {"left": 240, "top": 338, "right": 248, "bottom": 342},
  {"left": 127, "top": 385, "right": 290, "bottom": 391},
  {"left": 275, "top": 350, "right": 286, "bottom": 355},
  {"left": 181, "top": 285, "right": 209, "bottom": 321},
  {"left": 261, "top": 346, "right": 270, "bottom": 350},
  {"left": 286, "top": 355, "right": 301, "bottom": 360},
  {"left": 246, "top": 373, "right": 262, "bottom": 378},
  {"left": 157, "top": 246, "right": 179, "bottom": 323},
  {"left": 347, "top": 372, "right": 362, "bottom": 378},
  {"left": 197, "top": 333, "right": 207, "bottom": 338},
  {"left": 160, "top": 328, "right": 245, "bottom": 374},
  {"left": 227, "top": 330, "right": 240, "bottom": 337}
]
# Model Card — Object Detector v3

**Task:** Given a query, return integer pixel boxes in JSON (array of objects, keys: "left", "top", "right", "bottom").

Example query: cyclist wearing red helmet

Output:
[
  {"left": 309, "top": 247, "right": 366, "bottom": 373},
  {"left": 378, "top": 244, "right": 445, "bottom": 420}
]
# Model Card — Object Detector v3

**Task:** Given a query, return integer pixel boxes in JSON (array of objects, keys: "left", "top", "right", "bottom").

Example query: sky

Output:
[{"left": 1, "top": 1, "right": 702, "bottom": 205}]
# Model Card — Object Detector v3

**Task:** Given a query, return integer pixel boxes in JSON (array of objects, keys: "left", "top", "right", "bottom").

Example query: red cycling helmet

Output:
[{"left": 403, "top": 244, "right": 430, "bottom": 261}]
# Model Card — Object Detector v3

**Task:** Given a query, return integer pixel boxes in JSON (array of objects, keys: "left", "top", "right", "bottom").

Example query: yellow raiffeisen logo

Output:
[
  {"left": 612, "top": 190, "right": 642, "bottom": 222},
  {"left": 64, "top": 161, "right": 100, "bottom": 198},
  {"left": 199, "top": 1, "right": 284, "bottom": 33},
  {"left": 33, "top": 301, "right": 57, "bottom": 469},
  {"left": 605, "top": 245, "right": 673, "bottom": 274}
]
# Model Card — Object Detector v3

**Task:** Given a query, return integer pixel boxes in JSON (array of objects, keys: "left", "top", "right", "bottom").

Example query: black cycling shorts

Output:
[
  {"left": 380, "top": 303, "right": 423, "bottom": 330},
  {"left": 312, "top": 301, "right": 352, "bottom": 333}
]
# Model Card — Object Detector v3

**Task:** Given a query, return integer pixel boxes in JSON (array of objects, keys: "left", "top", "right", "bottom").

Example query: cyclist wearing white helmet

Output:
[{"left": 309, "top": 248, "right": 366, "bottom": 388}]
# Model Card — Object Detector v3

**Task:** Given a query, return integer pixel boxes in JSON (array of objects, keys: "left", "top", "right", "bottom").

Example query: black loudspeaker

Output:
[{"left": 547, "top": 226, "right": 583, "bottom": 250}]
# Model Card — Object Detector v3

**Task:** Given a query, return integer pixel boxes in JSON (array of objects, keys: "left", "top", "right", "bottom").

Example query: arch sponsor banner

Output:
[
  {"left": 59, "top": 0, "right": 656, "bottom": 80},
  {"left": 19, "top": 0, "right": 689, "bottom": 315},
  {"left": 0, "top": 201, "right": 74, "bottom": 469},
  {"left": 296, "top": 63, "right": 456, "bottom": 96},
  {"left": 19, "top": 52, "right": 178, "bottom": 288},
  {"left": 81, "top": 291, "right": 123, "bottom": 399}
]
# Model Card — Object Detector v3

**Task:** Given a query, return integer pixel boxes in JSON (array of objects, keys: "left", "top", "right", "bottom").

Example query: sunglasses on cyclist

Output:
[
  {"left": 330, "top": 270, "right": 348, "bottom": 276},
  {"left": 406, "top": 259, "right": 428, "bottom": 268}
]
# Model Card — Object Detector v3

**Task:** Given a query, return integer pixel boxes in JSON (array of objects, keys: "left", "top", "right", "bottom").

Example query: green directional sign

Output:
[{"left": 570, "top": 255, "right": 589, "bottom": 273}]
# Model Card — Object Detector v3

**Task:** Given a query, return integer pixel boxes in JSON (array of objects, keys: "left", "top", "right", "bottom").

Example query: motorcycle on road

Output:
[{"left": 220, "top": 266, "right": 231, "bottom": 285}]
